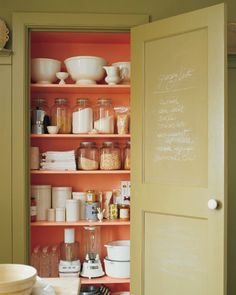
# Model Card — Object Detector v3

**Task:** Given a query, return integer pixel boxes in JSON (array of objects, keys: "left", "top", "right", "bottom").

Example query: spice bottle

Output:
[
  {"left": 119, "top": 204, "right": 130, "bottom": 221},
  {"left": 51, "top": 98, "right": 71, "bottom": 133},
  {"left": 100, "top": 141, "right": 121, "bottom": 170},
  {"left": 72, "top": 98, "right": 93, "bottom": 134},
  {"left": 124, "top": 141, "right": 131, "bottom": 170},
  {"left": 94, "top": 98, "right": 114, "bottom": 133},
  {"left": 78, "top": 142, "right": 99, "bottom": 170}
]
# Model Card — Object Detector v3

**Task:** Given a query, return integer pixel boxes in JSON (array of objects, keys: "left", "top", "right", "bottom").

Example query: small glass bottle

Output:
[
  {"left": 40, "top": 246, "right": 50, "bottom": 277},
  {"left": 94, "top": 98, "right": 114, "bottom": 133},
  {"left": 100, "top": 141, "right": 121, "bottom": 170},
  {"left": 50, "top": 245, "right": 59, "bottom": 277},
  {"left": 51, "top": 98, "right": 71, "bottom": 134},
  {"left": 72, "top": 98, "right": 93, "bottom": 134},
  {"left": 30, "top": 196, "right": 37, "bottom": 222},
  {"left": 123, "top": 141, "right": 131, "bottom": 170},
  {"left": 77, "top": 142, "right": 99, "bottom": 170},
  {"left": 31, "top": 245, "right": 41, "bottom": 273}
]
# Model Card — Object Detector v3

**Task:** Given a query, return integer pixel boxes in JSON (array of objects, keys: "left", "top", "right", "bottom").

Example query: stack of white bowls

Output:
[{"left": 104, "top": 240, "right": 130, "bottom": 279}]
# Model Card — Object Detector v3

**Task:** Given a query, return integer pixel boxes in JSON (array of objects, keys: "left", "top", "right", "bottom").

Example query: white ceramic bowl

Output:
[
  {"left": 112, "top": 292, "right": 130, "bottom": 295},
  {"left": 47, "top": 125, "right": 59, "bottom": 134},
  {"left": 31, "top": 58, "right": 61, "bottom": 84},
  {"left": 104, "top": 257, "right": 130, "bottom": 279},
  {"left": 105, "top": 240, "right": 130, "bottom": 261},
  {"left": 64, "top": 56, "right": 107, "bottom": 84},
  {"left": 0, "top": 264, "right": 37, "bottom": 295},
  {"left": 112, "top": 62, "right": 130, "bottom": 84}
]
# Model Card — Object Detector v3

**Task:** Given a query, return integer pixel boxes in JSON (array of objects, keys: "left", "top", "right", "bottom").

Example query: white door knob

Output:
[{"left": 208, "top": 199, "right": 218, "bottom": 210}]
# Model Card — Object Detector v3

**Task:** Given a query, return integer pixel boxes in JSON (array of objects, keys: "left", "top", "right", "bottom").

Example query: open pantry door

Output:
[{"left": 131, "top": 3, "right": 227, "bottom": 295}]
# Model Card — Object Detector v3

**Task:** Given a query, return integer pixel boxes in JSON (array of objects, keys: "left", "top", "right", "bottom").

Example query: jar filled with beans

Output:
[{"left": 100, "top": 142, "right": 121, "bottom": 170}]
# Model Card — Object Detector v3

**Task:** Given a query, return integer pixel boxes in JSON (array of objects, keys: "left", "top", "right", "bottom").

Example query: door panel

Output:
[{"left": 131, "top": 4, "right": 226, "bottom": 295}]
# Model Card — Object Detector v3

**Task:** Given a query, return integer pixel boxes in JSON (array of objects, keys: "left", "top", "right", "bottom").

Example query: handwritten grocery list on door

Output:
[{"left": 143, "top": 28, "right": 208, "bottom": 186}]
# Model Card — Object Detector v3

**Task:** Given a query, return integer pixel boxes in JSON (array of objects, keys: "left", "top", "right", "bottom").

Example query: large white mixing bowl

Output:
[
  {"left": 64, "top": 56, "right": 107, "bottom": 84},
  {"left": 31, "top": 58, "right": 61, "bottom": 84},
  {"left": 0, "top": 264, "right": 37, "bottom": 295}
]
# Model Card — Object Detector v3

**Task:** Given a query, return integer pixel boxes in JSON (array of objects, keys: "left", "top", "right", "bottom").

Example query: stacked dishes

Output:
[{"left": 104, "top": 240, "right": 130, "bottom": 279}]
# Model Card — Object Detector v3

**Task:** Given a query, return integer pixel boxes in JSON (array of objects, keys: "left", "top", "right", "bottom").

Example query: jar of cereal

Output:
[
  {"left": 78, "top": 142, "right": 99, "bottom": 170},
  {"left": 51, "top": 98, "right": 71, "bottom": 133},
  {"left": 100, "top": 142, "right": 121, "bottom": 170}
]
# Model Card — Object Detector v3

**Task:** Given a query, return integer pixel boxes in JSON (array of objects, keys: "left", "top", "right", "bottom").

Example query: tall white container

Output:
[
  {"left": 31, "top": 185, "right": 51, "bottom": 221},
  {"left": 66, "top": 199, "right": 79, "bottom": 222},
  {"left": 52, "top": 187, "right": 72, "bottom": 209},
  {"left": 72, "top": 192, "right": 86, "bottom": 219}
]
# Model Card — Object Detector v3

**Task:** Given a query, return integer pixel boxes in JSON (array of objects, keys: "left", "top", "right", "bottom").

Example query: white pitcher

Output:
[{"left": 103, "top": 66, "right": 121, "bottom": 85}]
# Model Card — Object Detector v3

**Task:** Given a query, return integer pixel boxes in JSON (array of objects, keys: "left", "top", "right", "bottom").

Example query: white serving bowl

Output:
[
  {"left": 112, "top": 62, "right": 130, "bottom": 84},
  {"left": 64, "top": 56, "right": 107, "bottom": 84},
  {"left": 31, "top": 58, "right": 61, "bottom": 84},
  {"left": 105, "top": 240, "right": 130, "bottom": 261},
  {"left": 104, "top": 257, "right": 130, "bottom": 279},
  {"left": 0, "top": 264, "right": 37, "bottom": 295},
  {"left": 47, "top": 125, "right": 59, "bottom": 134}
]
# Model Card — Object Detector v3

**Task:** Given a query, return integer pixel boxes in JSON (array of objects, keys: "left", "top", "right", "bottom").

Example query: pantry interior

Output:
[{"left": 30, "top": 30, "right": 131, "bottom": 293}]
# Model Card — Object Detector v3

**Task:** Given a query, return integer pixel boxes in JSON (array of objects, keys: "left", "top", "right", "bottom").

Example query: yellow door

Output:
[{"left": 131, "top": 4, "right": 226, "bottom": 295}]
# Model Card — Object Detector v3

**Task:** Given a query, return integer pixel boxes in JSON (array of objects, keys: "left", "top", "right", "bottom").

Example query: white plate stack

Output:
[
  {"left": 104, "top": 240, "right": 130, "bottom": 279},
  {"left": 40, "top": 150, "right": 76, "bottom": 171}
]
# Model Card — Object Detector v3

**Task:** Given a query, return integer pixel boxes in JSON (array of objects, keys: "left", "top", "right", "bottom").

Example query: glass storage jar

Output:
[
  {"left": 100, "top": 141, "right": 121, "bottom": 170},
  {"left": 94, "top": 98, "right": 114, "bottom": 133},
  {"left": 72, "top": 98, "right": 93, "bottom": 134},
  {"left": 31, "top": 98, "right": 50, "bottom": 134},
  {"left": 78, "top": 142, "right": 99, "bottom": 170},
  {"left": 124, "top": 141, "right": 131, "bottom": 170},
  {"left": 51, "top": 98, "right": 71, "bottom": 134}
]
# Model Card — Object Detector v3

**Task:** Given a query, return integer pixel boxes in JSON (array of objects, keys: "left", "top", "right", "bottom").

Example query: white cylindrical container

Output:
[
  {"left": 72, "top": 192, "right": 86, "bottom": 219},
  {"left": 55, "top": 207, "right": 66, "bottom": 222},
  {"left": 66, "top": 199, "right": 79, "bottom": 222},
  {"left": 47, "top": 208, "right": 55, "bottom": 221},
  {"left": 30, "top": 147, "right": 40, "bottom": 170},
  {"left": 52, "top": 187, "right": 72, "bottom": 209},
  {"left": 105, "top": 240, "right": 130, "bottom": 261},
  {"left": 104, "top": 258, "right": 130, "bottom": 278},
  {"left": 31, "top": 185, "right": 51, "bottom": 221}
]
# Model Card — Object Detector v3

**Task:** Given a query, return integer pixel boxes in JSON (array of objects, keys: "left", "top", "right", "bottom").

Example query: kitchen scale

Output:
[
  {"left": 81, "top": 226, "right": 104, "bottom": 279},
  {"left": 59, "top": 228, "right": 81, "bottom": 277}
]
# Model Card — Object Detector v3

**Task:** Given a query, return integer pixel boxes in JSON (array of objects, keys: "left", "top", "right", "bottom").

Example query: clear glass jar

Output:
[
  {"left": 78, "top": 142, "right": 99, "bottom": 170},
  {"left": 51, "top": 98, "right": 71, "bottom": 134},
  {"left": 31, "top": 98, "right": 50, "bottom": 134},
  {"left": 100, "top": 141, "right": 121, "bottom": 170},
  {"left": 124, "top": 141, "right": 131, "bottom": 170},
  {"left": 94, "top": 98, "right": 114, "bottom": 133},
  {"left": 72, "top": 98, "right": 93, "bottom": 134}
]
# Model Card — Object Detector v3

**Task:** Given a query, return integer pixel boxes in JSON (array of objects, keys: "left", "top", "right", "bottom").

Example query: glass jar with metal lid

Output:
[
  {"left": 94, "top": 98, "right": 114, "bottom": 134},
  {"left": 123, "top": 141, "right": 131, "bottom": 170},
  {"left": 78, "top": 142, "right": 99, "bottom": 170},
  {"left": 51, "top": 98, "right": 71, "bottom": 134},
  {"left": 31, "top": 98, "right": 50, "bottom": 134},
  {"left": 72, "top": 98, "right": 93, "bottom": 134},
  {"left": 100, "top": 141, "right": 121, "bottom": 170}
]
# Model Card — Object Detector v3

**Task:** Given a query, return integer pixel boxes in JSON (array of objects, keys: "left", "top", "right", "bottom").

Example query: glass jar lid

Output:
[
  {"left": 102, "top": 141, "right": 119, "bottom": 148},
  {"left": 32, "top": 98, "right": 47, "bottom": 105},
  {"left": 55, "top": 98, "right": 68, "bottom": 104},
  {"left": 76, "top": 98, "right": 89, "bottom": 105},
  {"left": 97, "top": 98, "right": 112, "bottom": 105},
  {"left": 80, "top": 141, "right": 96, "bottom": 148}
]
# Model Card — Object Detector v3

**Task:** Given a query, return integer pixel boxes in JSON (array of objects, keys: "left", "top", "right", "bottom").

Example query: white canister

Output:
[
  {"left": 52, "top": 187, "right": 72, "bottom": 209},
  {"left": 31, "top": 185, "right": 51, "bottom": 221},
  {"left": 30, "top": 147, "right": 40, "bottom": 170},
  {"left": 104, "top": 257, "right": 130, "bottom": 278},
  {"left": 47, "top": 208, "right": 55, "bottom": 222},
  {"left": 55, "top": 207, "right": 66, "bottom": 222},
  {"left": 66, "top": 199, "right": 79, "bottom": 222},
  {"left": 72, "top": 192, "right": 86, "bottom": 219}
]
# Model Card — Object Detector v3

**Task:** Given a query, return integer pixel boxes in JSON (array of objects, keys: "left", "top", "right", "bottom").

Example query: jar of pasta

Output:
[
  {"left": 124, "top": 141, "right": 130, "bottom": 170},
  {"left": 78, "top": 142, "right": 99, "bottom": 170},
  {"left": 51, "top": 98, "right": 71, "bottom": 133},
  {"left": 100, "top": 142, "right": 121, "bottom": 170}
]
